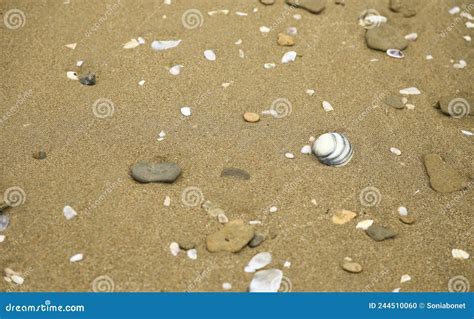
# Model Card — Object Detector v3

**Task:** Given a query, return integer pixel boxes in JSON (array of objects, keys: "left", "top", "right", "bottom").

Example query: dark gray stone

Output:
[
  {"left": 221, "top": 167, "right": 250, "bottom": 180},
  {"left": 365, "top": 225, "right": 397, "bottom": 241},
  {"left": 79, "top": 73, "right": 96, "bottom": 86},
  {"left": 365, "top": 24, "right": 408, "bottom": 51},
  {"left": 248, "top": 234, "right": 265, "bottom": 248},
  {"left": 286, "top": 0, "right": 326, "bottom": 14}
]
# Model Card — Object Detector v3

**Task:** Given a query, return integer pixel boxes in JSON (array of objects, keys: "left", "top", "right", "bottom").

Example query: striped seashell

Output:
[{"left": 312, "top": 132, "right": 353, "bottom": 167}]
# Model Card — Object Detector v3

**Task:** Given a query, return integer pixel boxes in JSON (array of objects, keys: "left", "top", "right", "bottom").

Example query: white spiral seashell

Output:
[{"left": 312, "top": 132, "right": 353, "bottom": 167}]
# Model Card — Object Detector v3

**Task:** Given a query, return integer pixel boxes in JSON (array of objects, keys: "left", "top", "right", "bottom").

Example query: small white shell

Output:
[
  {"left": 170, "top": 242, "right": 180, "bottom": 256},
  {"left": 204, "top": 50, "right": 216, "bottom": 61},
  {"left": 63, "top": 205, "right": 77, "bottom": 220},
  {"left": 312, "top": 132, "right": 353, "bottom": 167},
  {"left": 404, "top": 33, "right": 418, "bottom": 41},
  {"left": 70, "top": 253, "right": 84, "bottom": 263},
  {"left": 187, "top": 249, "right": 198, "bottom": 260},
  {"left": 222, "top": 282, "right": 232, "bottom": 290},
  {"left": 66, "top": 71, "right": 78, "bottom": 81},
  {"left": 169, "top": 65, "right": 182, "bottom": 75},
  {"left": 259, "top": 26, "right": 270, "bottom": 33},
  {"left": 356, "top": 219, "right": 373, "bottom": 230},
  {"left": 400, "top": 87, "right": 421, "bottom": 95},
  {"left": 180, "top": 106, "right": 192, "bottom": 117},
  {"left": 386, "top": 49, "right": 405, "bottom": 59},
  {"left": 322, "top": 101, "right": 334, "bottom": 112},
  {"left": 151, "top": 40, "right": 181, "bottom": 51},
  {"left": 245, "top": 252, "right": 272, "bottom": 273},
  {"left": 281, "top": 51, "right": 297, "bottom": 64},
  {"left": 163, "top": 196, "right": 171, "bottom": 206},
  {"left": 249, "top": 269, "right": 283, "bottom": 292},
  {"left": 397, "top": 206, "right": 408, "bottom": 216},
  {"left": 123, "top": 39, "right": 140, "bottom": 49},
  {"left": 452, "top": 249, "right": 469, "bottom": 260},
  {"left": 300, "top": 145, "right": 312, "bottom": 154},
  {"left": 264, "top": 63, "right": 276, "bottom": 69},
  {"left": 400, "top": 274, "right": 412, "bottom": 283},
  {"left": 390, "top": 147, "right": 402, "bottom": 156}
]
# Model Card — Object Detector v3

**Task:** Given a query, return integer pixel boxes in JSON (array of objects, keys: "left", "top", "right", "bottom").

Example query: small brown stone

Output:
[
  {"left": 341, "top": 260, "right": 363, "bottom": 273},
  {"left": 243, "top": 112, "right": 260, "bottom": 123},
  {"left": 423, "top": 154, "right": 469, "bottom": 193},
  {"left": 277, "top": 33, "right": 295, "bottom": 46},
  {"left": 33, "top": 150, "right": 47, "bottom": 160},
  {"left": 331, "top": 209, "right": 357, "bottom": 225},
  {"left": 206, "top": 221, "right": 254, "bottom": 253},
  {"left": 259, "top": 0, "right": 275, "bottom": 5},
  {"left": 399, "top": 215, "right": 415, "bottom": 225}
]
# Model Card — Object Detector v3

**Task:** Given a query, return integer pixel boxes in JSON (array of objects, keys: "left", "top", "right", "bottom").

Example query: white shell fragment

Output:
[
  {"left": 187, "top": 249, "right": 198, "bottom": 260},
  {"left": 464, "top": 35, "right": 472, "bottom": 42},
  {"left": 281, "top": 51, "right": 297, "bottom": 64},
  {"left": 222, "top": 282, "right": 232, "bottom": 290},
  {"left": 180, "top": 107, "right": 192, "bottom": 117},
  {"left": 151, "top": 40, "right": 182, "bottom": 51},
  {"left": 390, "top": 147, "right": 402, "bottom": 156},
  {"left": 76, "top": 60, "right": 84, "bottom": 67},
  {"left": 249, "top": 269, "right": 283, "bottom": 292},
  {"left": 169, "top": 65, "right": 183, "bottom": 75},
  {"left": 260, "top": 26, "right": 270, "bottom": 33},
  {"left": 452, "top": 249, "right": 469, "bottom": 260},
  {"left": 170, "top": 242, "right": 180, "bottom": 256},
  {"left": 0, "top": 235, "right": 5, "bottom": 243},
  {"left": 356, "top": 219, "right": 374, "bottom": 230},
  {"left": 138, "top": 80, "right": 145, "bottom": 86},
  {"left": 287, "top": 27, "right": 297, "bottom": 35},
  {"left": 461, "top": 130, "right": 473, "bottom": 136},
  {"left": 453, "top": 60, "right": 467, "bottom": 69},
  {"left": 404, "top": 33, "right": 418, "bottom": 41},
  {"left": 285, "top": 152, "right": 295, "bottom": 159},
  {"left": 11, "top": 275, "right": 24, "bottom": 285},
  {"left": 123, "top": 39, "right": 140, "bottom": 49},
  {"left": 269, "top": 206, "right": 278, "bottom": 213},
  {"left": 163, "top": 196, "right": 171, "bottom": 207},
  {"left": 245, "top": 252, "right": 272, "bottom": 273},
  {"left": 264, "top": 63, "right": 276, "bottom": 69},
  {"left": 449, "top": 6, "right": 460, "bottom": 15},
  {"left": 63, "top": 205, "right": 78, "bottom": 220},
  {"left": 306, "top": 89, "right": 315, "bottom": 96},
  {"left": 400, "top": 274, "right": 412, "bottom": 283},
  {"left": 300, "top": 145, "right": 312, "bottom": 154},
  {"left": 400, "top": 87, "right": 421, "bottom": 95},
  {"left": 208, "top": 10, "right": 229, "bottom": 16},
  {"left": 236, "top": 12, "right": 248, "bottom": 16},
  {"left": 157, "top": 130, "right": 166, "bottom": 140},
  {"left": 70, "top": 253, "right": 84, "bottom": 263},
  {"left": 386, "top": 49, "right": 405, "bottom": 59},
  {"left": 137, "top": 37, "right": 145, "bottom": 44},
  {"left": 466, "top": 22, "right": 474, "bottom": 29},
  {"left": 312, "top": 132, "right": 354, "bottom": 167},
  {"left": 398, "top": 206, "right": 408, "bottom": 216},
  {"left": 322, "top": 101, "right": 334, "bottom": 112},
  {"left": 66, "top": 71, "right": 78, "bottom": 81},
  {"left": 238, "top": 49, "right": 245, "bottom": 58},
  {"left": 65, "top": 43, "right": 77, "bottom": 50},
  {"left": 283, "top": 261, "right": 291, "bottom": 268},
  {"left": 204, "top": 50, "right": 216, "bottom": 61}
]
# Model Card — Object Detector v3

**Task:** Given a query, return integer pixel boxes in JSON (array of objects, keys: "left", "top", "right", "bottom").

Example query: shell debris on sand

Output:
[
  {"left": 249, "top": 269, "right": 283, "bottom": 292},
  {"left": 70, "top": 253, "right": 84, "bottom": 263},
  {"left": 63, "top": 205, "right": 78, "bottom": 220},
  {"left": 452, "top": 249, "right": 469, "bottom": 260},
  {"left": 245, "top": 252, "right": 272, "bottom": 273}
]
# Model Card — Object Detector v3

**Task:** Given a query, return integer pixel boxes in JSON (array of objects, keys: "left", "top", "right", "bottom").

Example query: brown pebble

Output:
[
  {"left": 399, "top": 215, "right": 415, "bottom": 225},
  {"left": 33, "top": 150, "right": 47, "bottom": 160},
  {"left": 277, "top": 33, "right": 295, "bottom": 46},
  {"left": 341, "top": 260, "right": 363, "bottom": 273},
  {"left": 243, "top": 112, "right": 260, "bottom": 123},
  {"left": 206, "top": 221, "right": 254, "bottom": 253},
  {"left": 423, "top": 154, "right": 468, "bottom": 193}
]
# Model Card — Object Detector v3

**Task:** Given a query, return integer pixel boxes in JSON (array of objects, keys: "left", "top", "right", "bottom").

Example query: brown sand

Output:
[{"left": 1, "top": 0, "right": 473, "bottom": 292}]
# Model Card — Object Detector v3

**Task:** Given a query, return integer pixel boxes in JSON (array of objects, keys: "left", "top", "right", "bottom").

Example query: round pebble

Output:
[
  {"left": 341, "top": 260, "right": 363, "bottom": 273},
  {"left": 33, "top": 150, "right": 47, "bottom": 160},
  {"left": 243, "top": 112, "right": 260, "bottom": 123},
  {"left": 399, "top": 215, "right": 415, "bottom": 225}
]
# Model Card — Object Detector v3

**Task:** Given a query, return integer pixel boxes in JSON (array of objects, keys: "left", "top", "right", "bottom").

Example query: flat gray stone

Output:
[
  {"left": 221, "top": 167, "right": 250, "bottom": 180},
  {"left": 248, "top": 233, "right": 265, "bottom": 248},
  {"left": 436, "top": 95, "right": 473, "bottom": 117},
  {"left": 365, "top": 24, "right": 408, "bottom": 51},
  {"left": 384, "top": 95, "right": 405, "bottom": 109},
  {"left": 365, "top": 225, "right": 397, "bottom": 241},
  {"left": 131, "top": 162, "right": 181, "bottom": 183},
  {"left": 286, "top": 0, "right": 326, "bottom": 14}
]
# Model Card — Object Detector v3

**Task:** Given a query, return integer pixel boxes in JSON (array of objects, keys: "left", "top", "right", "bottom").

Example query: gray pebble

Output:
[
  {"left": 384, "top": 95, "right": 405, "bottom": 109},
  {"left": 221, "top": 167, "right": 250, "bottom": 180},
  {"left": 179, "top": 241, "right": 196, "bottom": 250},
  {"left": 248, "top": 234, "right": 265, "bottom": 248},
  {"left": 79, "top": 73, "right": 96, "bottom": 86},
  {"left": 0, "top": 214, "right": 9, "bottom": 232},
  {"left": 365, "top": 225, "right": 397, "bottom": 241},
  {"left": 33, "top": 150, "right": 47, "bottom": 160},
  {"left": 131, "top": 162, "right": 182, "bottom": 183},
  {"left": 365, "top": 24, "right": 408, "bottom": 51}
]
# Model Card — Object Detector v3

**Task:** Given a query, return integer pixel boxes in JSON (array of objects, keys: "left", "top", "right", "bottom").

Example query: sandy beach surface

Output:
[{"left": 1, "top": 0, "right": 473, "bottom": 292}]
